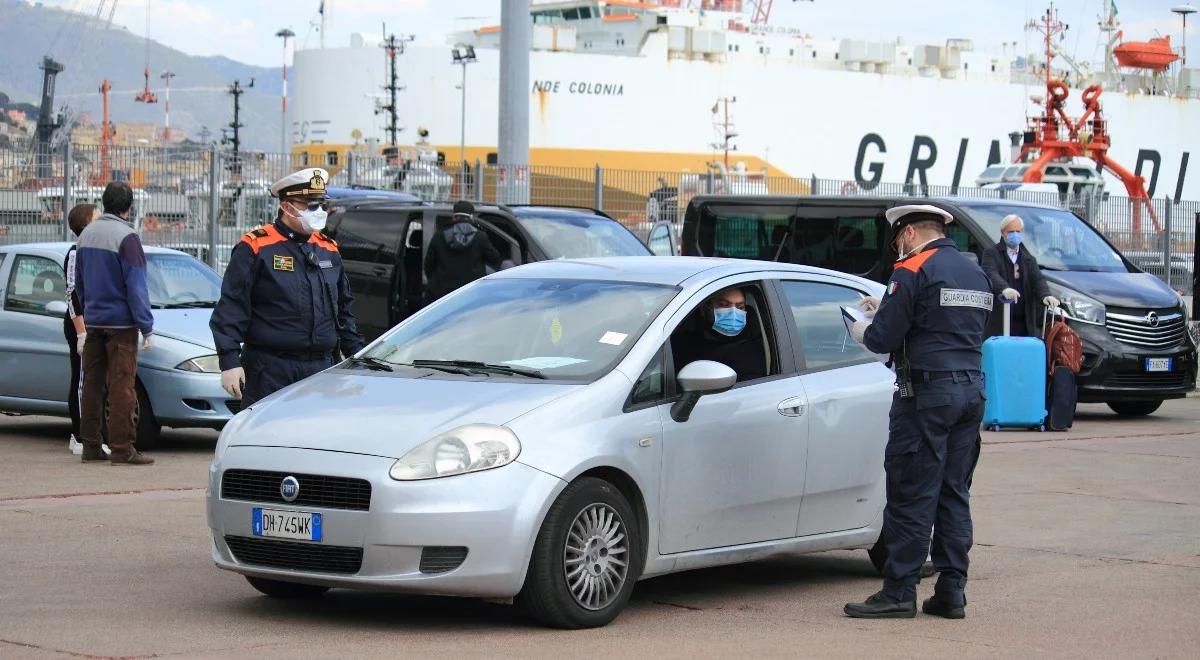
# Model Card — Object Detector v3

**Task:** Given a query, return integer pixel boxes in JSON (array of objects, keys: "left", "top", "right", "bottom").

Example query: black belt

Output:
[
  {"left": 246, "top": 345, "right": 333, "bottom": 361},
  {"left": 909, "top": 369, "right": 980, "bottom": 383}
]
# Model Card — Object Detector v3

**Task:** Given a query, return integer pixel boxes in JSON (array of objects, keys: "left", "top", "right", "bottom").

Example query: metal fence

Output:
[{"left": 2, "top": 143, "right": 1198, "bottom": 293}]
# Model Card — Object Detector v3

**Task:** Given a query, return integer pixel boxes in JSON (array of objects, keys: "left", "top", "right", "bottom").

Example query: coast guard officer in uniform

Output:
[
  {"left": 844, "top": 205, "right": 991, "bottom": 620},
  {"left": 211, "top": 167, "right": 364, "bottom": 408}
]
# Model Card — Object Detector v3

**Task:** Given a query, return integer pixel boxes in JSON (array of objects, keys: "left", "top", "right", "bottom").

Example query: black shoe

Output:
[
  {"left": 922, "top": 594, "right": 966, "bottom": 619},
  {"left": 844, "top": 591, "right": 916, "bottom": 619},
  {"left": 919, "top": 561, "right": 938, "bottom": 579},
  {"left": 81, "top": 445, "right": 108, "bottom": 462}
]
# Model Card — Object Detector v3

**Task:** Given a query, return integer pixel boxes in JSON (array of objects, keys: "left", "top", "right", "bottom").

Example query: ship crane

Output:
[
  {"left": 1019, "top": 4, "right": 1160, "bottom": 233},
  {"left": 134, "top": 1, "right": 157, "bottom": 104}
]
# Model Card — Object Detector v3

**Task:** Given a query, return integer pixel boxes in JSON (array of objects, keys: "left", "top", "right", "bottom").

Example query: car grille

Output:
[
  {"left": 419, "top": 547, "right": 469, "bottom": 574},
  {"left": 221, "top": 469, "right": 372, "bottom": 511},
  {"left": 1105, "top": 310, "right": 1186, "bottom": 349},
  {"left": 224, "top": 535, "right": 362, "bottom": 574},
  {"left": 1103, "top": 372, "right": 1190, "bottom": 389}
]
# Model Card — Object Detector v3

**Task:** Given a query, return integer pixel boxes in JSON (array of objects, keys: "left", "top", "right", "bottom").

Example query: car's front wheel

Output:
[
  {"left": 1106, "top": 400, "right": 1163, "bottom": 417},
  {"left": 244, "top": 576, "right": 329, "bottom": 598},
  {"left": 517, "top": 477, "right": 641, "bottom": 629}
]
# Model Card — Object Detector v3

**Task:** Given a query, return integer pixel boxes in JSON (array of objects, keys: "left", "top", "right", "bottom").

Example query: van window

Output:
[
  {"left": 696, "top": 203, "right": 794, "bottom": 259},
  {"left": 789, "top": 215, "right": 884, "bottom": 275},
  {"left": 332, "top": 210, "right": 403, "bottom": 264},
  {"left": 969, "top": 204, "right": 1129, "bottom": 273},
  {"left": 945, "top": 224, "right": 983, "bottom": 257}
]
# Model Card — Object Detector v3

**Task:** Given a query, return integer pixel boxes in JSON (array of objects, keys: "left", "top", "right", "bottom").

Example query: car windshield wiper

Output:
[
  {"left": 343, "top": 356, "right": 395, "bottom": 372},
  {"left": 410, "top": 359, "right": 546, "bottom": 379}
]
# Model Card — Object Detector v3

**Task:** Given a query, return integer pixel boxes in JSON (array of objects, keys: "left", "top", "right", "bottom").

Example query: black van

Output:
[
  {"left": 678, "top": 195, "right": 1197, "bottom": 416},
  {"left": 325, "top": 201, "right": 652, "bottom": 340}
]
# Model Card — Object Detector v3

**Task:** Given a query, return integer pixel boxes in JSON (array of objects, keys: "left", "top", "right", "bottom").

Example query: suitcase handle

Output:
[{"left": 1002, "top": 298, "right": 1012, "bottom": 337}]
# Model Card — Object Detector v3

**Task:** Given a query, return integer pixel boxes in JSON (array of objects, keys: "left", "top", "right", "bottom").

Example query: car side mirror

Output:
[
  {"left": 670, "top": 360, "right": 737, "bottom": 423},
  {"left": 44, "top": 300, "right": 68, "bottom": 315}
]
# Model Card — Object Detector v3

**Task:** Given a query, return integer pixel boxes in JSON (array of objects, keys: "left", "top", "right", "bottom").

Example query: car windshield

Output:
[
  {"left": 968, "top": 204, "right": 1129, "bottom": 273},
  {"left": 146, "top": 254, "right": 223, "bottom": 308},
  {"left": 362, "top": 278, "right": 678, "bottom": 381},
  {"left": 515, "top": 212, "right": 651, "bottom": 259}
]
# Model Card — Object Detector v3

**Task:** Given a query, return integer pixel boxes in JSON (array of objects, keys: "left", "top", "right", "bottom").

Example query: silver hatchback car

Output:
[{"left": 207, "top": 257, "right": 893, "bottom": 628}]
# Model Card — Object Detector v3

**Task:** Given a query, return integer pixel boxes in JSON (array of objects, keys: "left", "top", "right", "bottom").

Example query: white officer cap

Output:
[
  {"left": 270, "top": 167, "right": 331, "bottom": 200},
  {"left": 884, "top": 204, "right": 954, "bottom": 227}
]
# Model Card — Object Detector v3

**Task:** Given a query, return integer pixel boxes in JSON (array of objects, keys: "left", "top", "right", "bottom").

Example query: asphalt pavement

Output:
[{"left": 1, "top": 402, "right": 1198, "bottom": 659}]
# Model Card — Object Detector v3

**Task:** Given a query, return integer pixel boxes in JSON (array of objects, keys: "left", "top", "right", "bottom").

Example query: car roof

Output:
[
  {"left": 0, "top": 242, "right": 194, "bottom": 258},
  {"left": 488, "top": 256, "right": 866, "bottom": 287},
  {"left": 327, "top": 187, "right": 422, "bottom": 202},
  {"left": 688, "top": 194, "right": 1066, "bottom": 213}
]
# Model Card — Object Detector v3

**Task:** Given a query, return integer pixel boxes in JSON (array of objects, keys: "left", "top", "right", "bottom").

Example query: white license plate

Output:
[
  {"left": 1145, "top": 358, "right": 1173, "bottom": 373},
  {"left": 252, "top": 508, "right": 322, "bottom": 542}
]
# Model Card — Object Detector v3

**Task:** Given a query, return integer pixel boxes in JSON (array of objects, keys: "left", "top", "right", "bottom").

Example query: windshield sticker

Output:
[
  {"left": 504, "top": 357, "right": 588, "bottom": 370},
  {"left": 599, "top": 331, "right": 628, "bottom": 346},
  {"left": 550, "top": 316, "right": 563, "bottom": 344}
]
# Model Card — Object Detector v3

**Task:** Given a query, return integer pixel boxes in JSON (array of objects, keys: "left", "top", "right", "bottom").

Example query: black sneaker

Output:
[
  {"left": 922, "top": 594, "right": 966, "bottom": 619},
  {"left": 81, "top": 445, "right": 108, "bottom": 462},
  {"left": 844, "top": 591, "right": 916, "bottom": 619}
]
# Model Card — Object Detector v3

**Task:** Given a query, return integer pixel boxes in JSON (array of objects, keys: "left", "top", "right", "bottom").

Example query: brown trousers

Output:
[{"left": 80, "top": 328, "right": 139, "bottom": 457}]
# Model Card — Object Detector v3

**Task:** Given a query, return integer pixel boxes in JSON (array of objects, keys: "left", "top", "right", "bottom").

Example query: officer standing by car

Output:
[
  {"left": 844, "top": 205, "right": 991, "bottom": 620},
  {"left": 210, "top": 167, "right": 364, "bottom": 408}
]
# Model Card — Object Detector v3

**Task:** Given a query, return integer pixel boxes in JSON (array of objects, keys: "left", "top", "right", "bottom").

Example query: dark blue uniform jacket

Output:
[
  {"left": 211, "top": 220, "right": 364, "bottom": 371},
  {"left": 863, "top": 237, "right": 992, "bottom": 372}
]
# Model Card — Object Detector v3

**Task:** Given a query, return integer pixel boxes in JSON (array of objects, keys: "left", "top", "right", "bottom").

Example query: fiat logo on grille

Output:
[
  {"left": 1146, "top": 311, "right": 1160, "bottom": 327},
  {"left": 280, "top": 476, "right": 300, "bottom": 502}
]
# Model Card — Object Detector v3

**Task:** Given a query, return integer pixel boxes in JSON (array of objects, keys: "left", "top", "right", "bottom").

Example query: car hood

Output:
[
  {"left": 151, "top": 308, "right": 216, "bottom": 349},
  {"left": 228, "top": 371, "right": 579, "bottom": 458},
  {"left": 1043, "top": 271, "right": 1180, "bottom": 309}
]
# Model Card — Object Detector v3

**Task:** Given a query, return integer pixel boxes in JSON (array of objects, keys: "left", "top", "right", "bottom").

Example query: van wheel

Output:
[
  {"left": 1106, "top": 401, "right": 1162, "bottom": 417},
  {"left": 517, "top": 477, "right": 641, "bottom": 629},
  {"left": 245, "top": 576, "right": 329, "bottom": 598}
]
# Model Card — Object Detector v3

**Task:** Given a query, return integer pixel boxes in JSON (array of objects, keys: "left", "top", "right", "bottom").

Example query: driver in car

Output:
[{"left": 671, "top": 286, "right": 766, "bottom": 382}]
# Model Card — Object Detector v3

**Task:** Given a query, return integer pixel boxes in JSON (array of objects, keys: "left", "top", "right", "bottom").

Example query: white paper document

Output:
[{"left": 840, "top": 306, "right": 892, "bottom": 365}]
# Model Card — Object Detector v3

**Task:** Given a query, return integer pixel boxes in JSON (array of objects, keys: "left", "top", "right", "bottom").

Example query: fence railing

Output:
[{"left": 2, "top": 143, "right": 1198, "bottom": 293}]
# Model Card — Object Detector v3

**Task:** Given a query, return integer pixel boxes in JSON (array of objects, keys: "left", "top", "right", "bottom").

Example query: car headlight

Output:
[
  {"left": 389, "top": 424, "right": 520, "bottom": 481},
  {"left": 176, "top": 355, "right": 221, "bottom": 373},
  {"left": 1046, "top": 282, "right": 1105, "bottom": 325}
]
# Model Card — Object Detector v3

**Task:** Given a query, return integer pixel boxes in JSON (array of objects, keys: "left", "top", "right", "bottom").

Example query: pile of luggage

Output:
[{"left": 982, "top": 303, "right": 1084, "bottom": 432}]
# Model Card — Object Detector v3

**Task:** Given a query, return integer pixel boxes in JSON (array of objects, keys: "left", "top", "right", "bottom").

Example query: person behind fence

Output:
[
  {"left": 423, "top": 200, "right": 502, "bottom": 302},
  {"left": 74, "top": 182, "right": 155, "bottom": 466},
  {"left": 981, "top": 213, "right": 1059, "bottom": 338},
  {"left": 64, "top": 203, "right": 100, "bottom": 456},
  {"left": 843, "top": 204, "right": 991, "bottom": 619},
  {"left": 210, "top": 167, "right": 364, "bottom": 408}
]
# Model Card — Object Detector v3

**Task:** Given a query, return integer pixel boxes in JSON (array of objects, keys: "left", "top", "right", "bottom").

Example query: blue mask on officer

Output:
[
  {"left": 1004, "top": 231, "right": 1023, "bottom": 248},
  {"left": 712, "top": 307, "right": 747, "bottom": 336}
]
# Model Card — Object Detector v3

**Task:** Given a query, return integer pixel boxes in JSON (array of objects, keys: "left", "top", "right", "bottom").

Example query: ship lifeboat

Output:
[{"left": 1113, "top": 36, "right": 1179, "bottom": 71}]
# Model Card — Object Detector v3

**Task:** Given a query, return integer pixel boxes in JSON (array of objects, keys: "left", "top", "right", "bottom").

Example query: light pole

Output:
[
  {"left": 276, "top": 28, "right": 295, "bottom": 160},
  {"left": 159, "top": 70, "right": 174, "bottom": 143},
  {"left": 451, "top": 44, "right": 477, "bottom": 165}
]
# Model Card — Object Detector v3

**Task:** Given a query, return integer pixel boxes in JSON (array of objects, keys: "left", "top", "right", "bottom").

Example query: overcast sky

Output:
[{"left": 32, "top": 0, "right": 1200, "bottom": 69}]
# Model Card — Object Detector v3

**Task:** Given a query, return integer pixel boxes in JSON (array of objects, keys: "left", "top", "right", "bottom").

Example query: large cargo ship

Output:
[{"left": 288, "top": 0, "right": 1200, "bottom": 200}]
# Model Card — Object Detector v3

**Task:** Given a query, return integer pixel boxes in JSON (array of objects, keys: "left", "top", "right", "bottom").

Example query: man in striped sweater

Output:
[{"left": 74, "top": 181, "right": 155, "bottom": 465}]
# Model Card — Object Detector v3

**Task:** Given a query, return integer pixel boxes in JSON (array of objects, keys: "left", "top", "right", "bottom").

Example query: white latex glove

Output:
[
  {"left": 1043, "top": 295, "right": 1060, "bottom": 309},
  {"left": 850, "top": 319, "right": 871, "bottom": 344},
  {"left": 76, "top": 332, "right": 87, "bottom": 356},
  {"left": 859, "top": 296, "right": 881, "bottom": 318},
  {"left": 1000, "top": 288, "right": 1021, "bottom": 303},
  {"left": 221, "top": 367, "right": 245, "bottom": 399},
  {"left": 140, "top": 333, "right": 153, "bottom": 352}
]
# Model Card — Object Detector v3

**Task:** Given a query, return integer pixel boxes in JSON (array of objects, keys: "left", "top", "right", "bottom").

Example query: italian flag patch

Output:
[{"left": 887, "top": 281, "right": 899, "bottom": 295}]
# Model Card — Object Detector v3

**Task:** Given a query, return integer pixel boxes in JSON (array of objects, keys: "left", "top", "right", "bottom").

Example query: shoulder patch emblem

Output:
[
  {"left": 887, "top": 281, "right": 899, "bottom": 296},
  {"left": 273, "top": 255, "right": 295, "bottom": 272}
]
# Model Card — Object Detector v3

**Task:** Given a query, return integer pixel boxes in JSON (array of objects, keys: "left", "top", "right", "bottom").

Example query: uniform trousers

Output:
[{"left": 880, "top": 371, "right": 985, "bottom": 604}]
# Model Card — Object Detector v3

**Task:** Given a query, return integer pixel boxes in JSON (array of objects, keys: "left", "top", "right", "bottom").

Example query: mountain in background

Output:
[{"left": 0, "top": 0, "right": 283, "bottom": 150}]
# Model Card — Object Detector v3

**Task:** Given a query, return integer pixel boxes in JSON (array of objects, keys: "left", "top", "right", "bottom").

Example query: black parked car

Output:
[
  {"left": 677, "top": 195, "right": 1197, "bottom": 416},
  {"left": 325, "top": 202, "right": 653, "bottom": 340}
]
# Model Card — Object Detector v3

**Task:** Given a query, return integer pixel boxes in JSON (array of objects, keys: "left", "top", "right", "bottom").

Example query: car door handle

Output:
[
  {"left": 777, "top": 397, "right": 806, "bottom": 417},
  {"left": 371, "top": 266, "right": 388, "bottom": 277}
]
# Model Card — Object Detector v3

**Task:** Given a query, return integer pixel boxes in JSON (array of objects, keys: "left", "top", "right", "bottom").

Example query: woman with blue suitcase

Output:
[{"left": 981, "top": 214, "right": 1059, "bottom": 338}]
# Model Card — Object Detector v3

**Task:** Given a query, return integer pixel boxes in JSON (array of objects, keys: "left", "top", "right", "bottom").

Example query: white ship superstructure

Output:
[{"left": 289, "top": 0, "right": 1200, "bottom": 199}]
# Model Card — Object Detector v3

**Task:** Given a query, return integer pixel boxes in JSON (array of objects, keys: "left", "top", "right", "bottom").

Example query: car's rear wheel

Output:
[
  {"left": 102, "top": 385, "right": 161, "bottom": 451},
  {"left": 517, "top": 477, "right": 641, "bottom": 629},
  {"left": 1106, "top": 401, "right": 1163, "bottom": 417},
  {"left": 244, "top": 576, "right": 329, "bottom": 598}
]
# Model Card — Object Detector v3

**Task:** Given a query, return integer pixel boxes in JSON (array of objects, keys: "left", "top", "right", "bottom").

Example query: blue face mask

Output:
[
  {"left": 712, "top": 307, "right": 747, "bottom": 336},
  {"left": 1005, "top": 231, "right": 1023, "bottom": 248}
]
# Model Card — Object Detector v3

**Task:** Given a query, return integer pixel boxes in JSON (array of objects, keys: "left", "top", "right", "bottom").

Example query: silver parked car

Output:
[
  {"left": 206, "top": 257, "right": 892, "bottom": 628},
  {"left": 0, "top": 243, "right": 233, "bottom": 448}
]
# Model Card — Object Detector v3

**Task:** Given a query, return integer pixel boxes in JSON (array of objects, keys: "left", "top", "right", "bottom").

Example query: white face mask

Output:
[{"left": 286, "top": 203, "right": 327, "bottom": 233}]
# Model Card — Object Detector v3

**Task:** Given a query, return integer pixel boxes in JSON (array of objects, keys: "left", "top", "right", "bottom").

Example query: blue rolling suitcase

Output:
[{"left": 982, "top": 303, "right": 1047, "bottom": 431}]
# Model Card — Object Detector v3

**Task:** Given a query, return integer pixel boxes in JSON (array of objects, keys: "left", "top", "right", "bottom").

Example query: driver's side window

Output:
[{"left": 668, "top": 281, "right": 779, "bottom": 386}]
